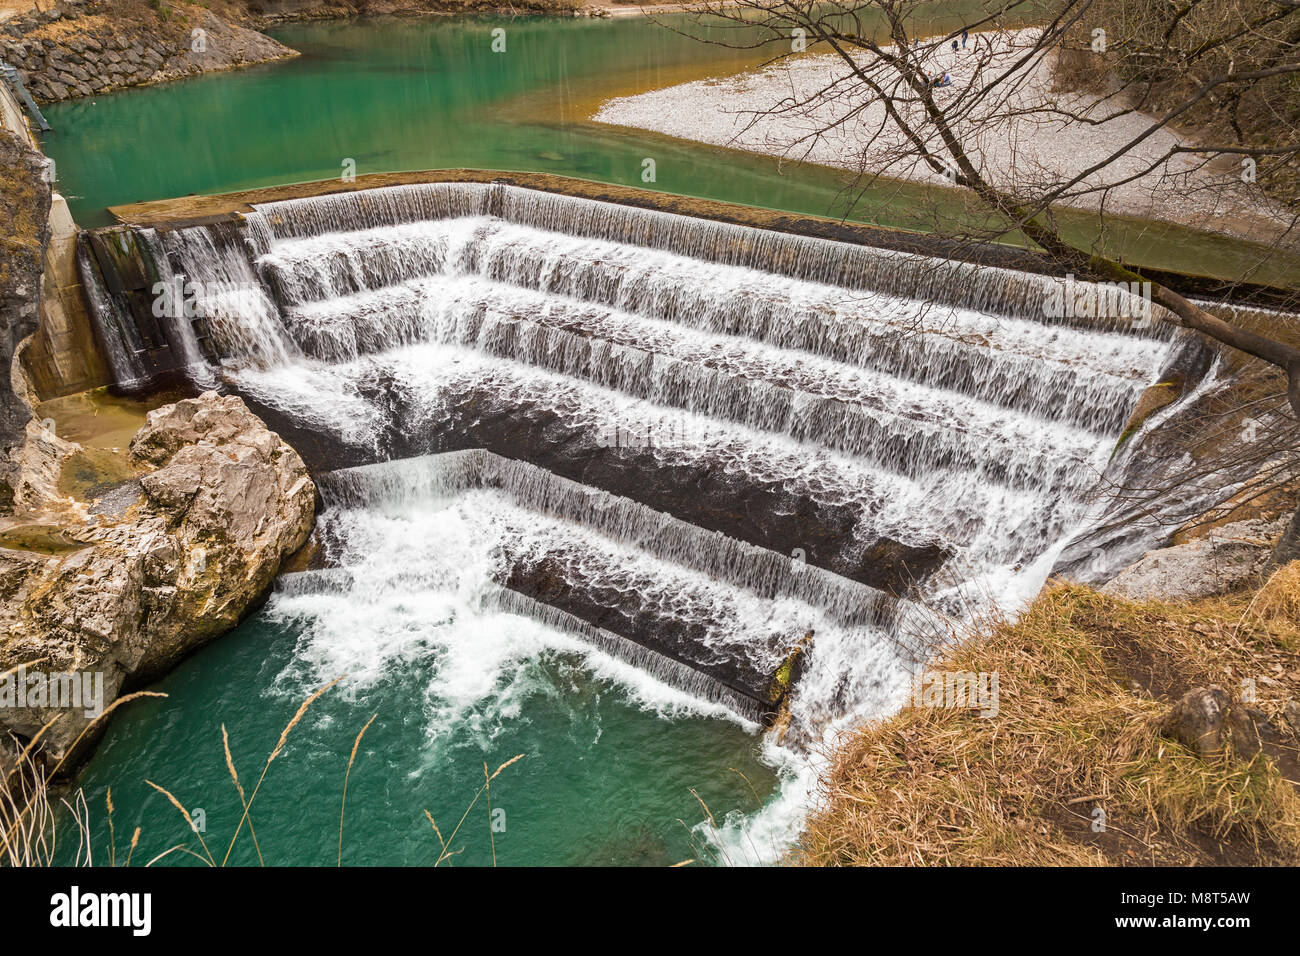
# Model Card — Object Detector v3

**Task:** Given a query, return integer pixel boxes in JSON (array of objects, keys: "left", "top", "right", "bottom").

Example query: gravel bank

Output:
[{"left": 595, "top": 28, "right": 1294, "bottom": 243}]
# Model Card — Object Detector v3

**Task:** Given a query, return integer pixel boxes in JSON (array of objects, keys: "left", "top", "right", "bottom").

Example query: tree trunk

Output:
[{"left": 1268, "top": 504, "right": 1300, "bottom": 569}]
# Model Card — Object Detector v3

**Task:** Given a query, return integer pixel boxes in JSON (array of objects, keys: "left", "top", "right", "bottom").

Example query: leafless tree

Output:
[{"left": 668, "top": 0, "right": 1300, "bottom": 413}]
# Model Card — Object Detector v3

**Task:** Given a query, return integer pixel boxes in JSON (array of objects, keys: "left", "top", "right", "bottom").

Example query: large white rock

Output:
[
  {"left": 0, "top": 391, "right": 316, "bottom": 762},
  {"left": 1102, "top": 515, "right": 1288, "bottom": 602}
]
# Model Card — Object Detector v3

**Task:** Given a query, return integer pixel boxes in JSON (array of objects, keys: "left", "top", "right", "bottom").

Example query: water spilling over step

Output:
[
  {"left": 82, "top": 181, "right": 1185, "bottom": 735},
  {"left": 288, "top": 451, "right": 893, "bottom": 724}
]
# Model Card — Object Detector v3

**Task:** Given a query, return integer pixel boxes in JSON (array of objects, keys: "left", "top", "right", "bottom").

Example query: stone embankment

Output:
[{"left": 0, "top": 0, "right": 296, "bottom": 105}]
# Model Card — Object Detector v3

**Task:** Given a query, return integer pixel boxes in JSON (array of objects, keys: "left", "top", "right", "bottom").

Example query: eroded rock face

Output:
[
  {"left": 0, "top": 392, "right": 316, "bottom": 763},
  {"left": 1101, "top": 515, "right": 1289, "bottom": 602},
  {"left": 0, "top": 129, "right": 52, "bottom": 500}
]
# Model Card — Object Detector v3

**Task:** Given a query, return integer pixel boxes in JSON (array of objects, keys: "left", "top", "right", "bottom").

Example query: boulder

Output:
[
  {"left": 5, "top": 419, "right": 78, "bottom": 516},
  {"left": 0, "top": 392, "right": 316, "bottom": 764},
  {"left": 1102, "top": 515, "right": 1289, "bottom": 602},
  {"left": 1162, "top": 686, "right": 1266, "bottom": 760},
  {"left": 1285, "top": 700, "right": 1300, "bottom": 737}
]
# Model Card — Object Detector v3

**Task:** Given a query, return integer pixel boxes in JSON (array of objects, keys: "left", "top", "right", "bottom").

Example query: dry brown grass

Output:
[
  {"left": 1249, "top": 562, "right": 1300, "bottom": 629},
  {"left": 794, "top": 571, "right": 1300, "bottom": 867},
  {"left": 0, "top": 685, "right": 167, "bottom": 866}
]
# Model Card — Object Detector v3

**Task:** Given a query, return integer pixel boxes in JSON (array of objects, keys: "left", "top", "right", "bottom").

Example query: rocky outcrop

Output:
[
  {"left": 3, "top": 415, "right": 76, "bottom": 515},
  {"left": 1101, "top": 514, "right": 1289, "bottom": 602},
  {"left": 0, "top": 391, "right": 316, "bottom": 763},
  {"left": 1271, "top": 507, "right": 1300, "bottom": 569},
  {"left": 0, "top": 1, "right": 297, "bottom": 105},
  {"left": 0, "top": 127, "right": 52, "bottom": 510}
]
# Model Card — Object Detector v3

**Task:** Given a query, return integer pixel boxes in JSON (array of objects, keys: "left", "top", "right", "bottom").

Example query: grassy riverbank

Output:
[{"left": 795, "top": 568, "right": 1300, "bottom": 866}]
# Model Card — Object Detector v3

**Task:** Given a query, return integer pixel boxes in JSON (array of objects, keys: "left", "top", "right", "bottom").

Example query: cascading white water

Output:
[
  {"left": 317, "top": 449, "right": 898, "bottom": 628},
  {"left": 137, "top": 182, "right": 1187, "bottom": 860},
  {"left": 298, "top": 450, "right": 914, "bottom": 725},
  {"left": 144, "top": 224, "right": 295, "bottom": 368},
  {"left": 76, "top": 240, "right": 153, "bottom": 390}
]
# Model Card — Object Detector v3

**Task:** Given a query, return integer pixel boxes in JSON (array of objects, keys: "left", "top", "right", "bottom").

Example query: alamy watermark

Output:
[
  {"left": 50, "top": 887, "right": 150, "bottom": 936},
  {"left": 0, "top": 666, "right": 105, "bottom": 719},
  {"left": 594, "top": 414, "right": 730, "bottom": 451},
  {"left": 910, "top": 669, "right": 999, "bottom": 717},
  {"left": 1044, "top": 274, "right": 1153, "bottom": 327},
  {"left": 152, "top": 276, "right": 262, "bottom": 320}
]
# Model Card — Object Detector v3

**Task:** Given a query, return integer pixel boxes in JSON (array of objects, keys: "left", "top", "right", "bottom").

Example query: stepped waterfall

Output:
[{"left": 82, "top": 182, "right": 1202, "bottom": 851}]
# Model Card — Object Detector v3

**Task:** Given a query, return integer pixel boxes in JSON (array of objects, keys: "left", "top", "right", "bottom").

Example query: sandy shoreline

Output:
[{"left": 595, "top": 28, "right": 1295, "bottom": 245}]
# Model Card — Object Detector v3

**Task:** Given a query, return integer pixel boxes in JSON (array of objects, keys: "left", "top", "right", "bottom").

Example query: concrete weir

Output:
[
  {"left": 73, "top": 173, "right": 1212, "bottom": 735},
  {"left": 300, "top": 450, "right": 836, "bottom": 725},
  {"left": 0, "top": 69, "right": 106, "bottom": 403}
]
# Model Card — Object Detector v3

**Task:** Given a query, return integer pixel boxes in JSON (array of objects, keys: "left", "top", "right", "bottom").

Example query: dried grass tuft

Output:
[
  {"left": 795, "top": 579, "right": 1300, "bottom": 867},
  {"left": 1248, "top": 561, "right": 1300, "bottom": 628}
]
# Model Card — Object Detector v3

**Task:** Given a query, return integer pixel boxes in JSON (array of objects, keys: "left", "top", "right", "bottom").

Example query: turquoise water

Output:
[
  {"left": 71, "top": 608, "right": 781, "bottom": 867},
  {"left": 41, "top": 13, "right": 850, "bottom": 227},
  {"left": 38, "top": 12, "right": 1296, "bottom": 284}
]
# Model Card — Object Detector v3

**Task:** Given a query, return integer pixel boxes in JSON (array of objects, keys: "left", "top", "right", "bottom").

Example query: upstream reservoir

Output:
[{"left": 41, "top": 12, "right": 1299, "bottom": 284}]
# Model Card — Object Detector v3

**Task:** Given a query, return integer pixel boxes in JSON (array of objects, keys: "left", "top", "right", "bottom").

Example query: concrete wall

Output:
[
  {"left": 21, "top": 192, "right": 108, "bottom": 397},
  {"left": 0, "top": 68, "right": 109, "bottom": 399}
]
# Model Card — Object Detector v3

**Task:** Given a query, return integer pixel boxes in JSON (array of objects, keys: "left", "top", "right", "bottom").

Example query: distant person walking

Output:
[{"left": 962, "top": 29, "right": 969, "bottom": 48}]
